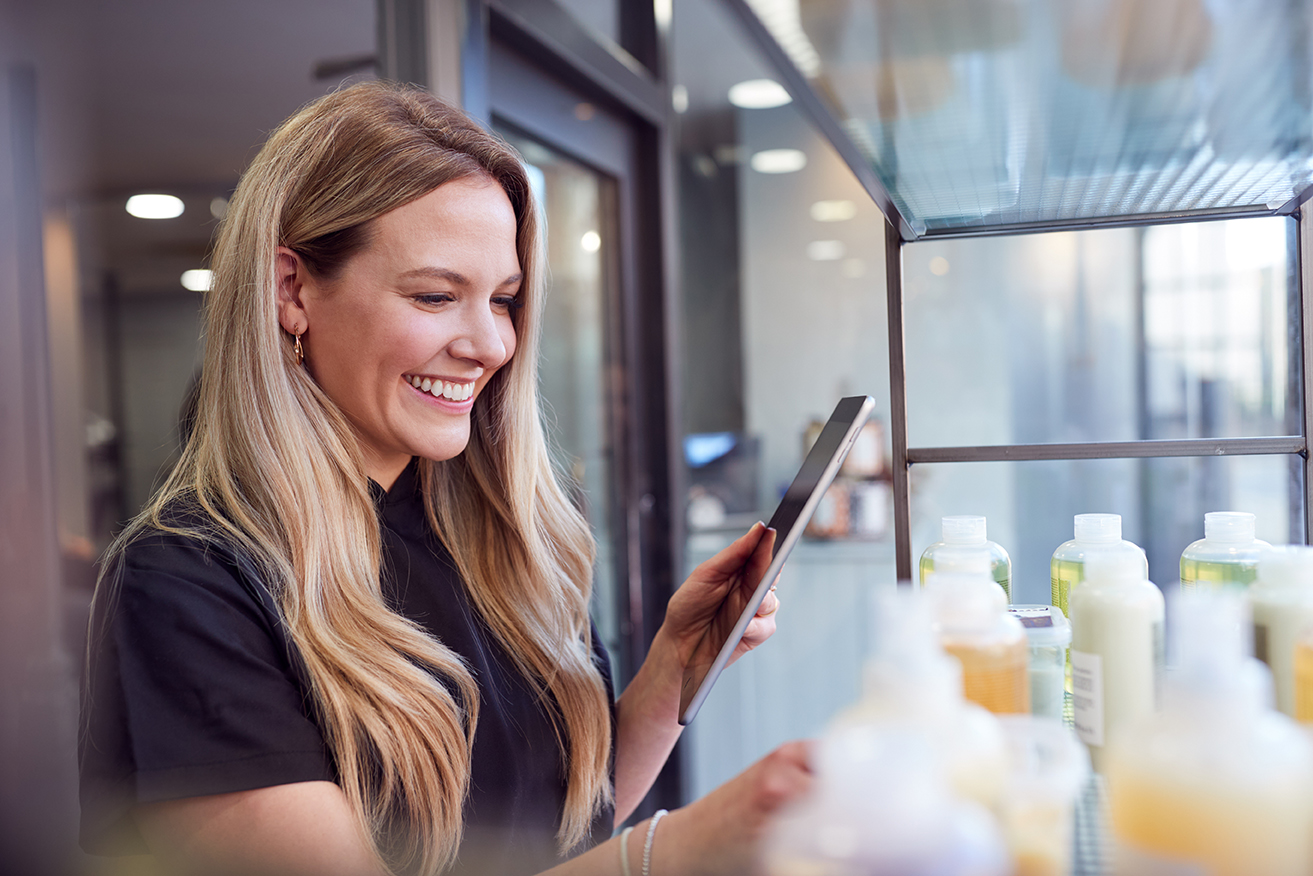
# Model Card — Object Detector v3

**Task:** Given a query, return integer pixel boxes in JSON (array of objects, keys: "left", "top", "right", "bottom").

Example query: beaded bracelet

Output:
[{"left": 642, "top": 809, "right": 668, "bottom": 876}]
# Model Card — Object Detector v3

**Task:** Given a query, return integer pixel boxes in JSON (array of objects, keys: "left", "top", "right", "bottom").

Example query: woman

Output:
[{"left": 79, "top": 81, "right": 810, "bottom": 876}]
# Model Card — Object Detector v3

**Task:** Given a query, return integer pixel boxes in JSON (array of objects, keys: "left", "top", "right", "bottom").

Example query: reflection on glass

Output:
[
  {"left": 497, "top": 130, "right": 621, "bottom": 658},
  {"left": 746, "top": 0, "right": 1313, "bottom": 232},
  {"left": 910, "top": 455, "right": 1299, "bottom": 606},
  {"left": 905, "top": 216, "right": 1295, "bottom": 448}
]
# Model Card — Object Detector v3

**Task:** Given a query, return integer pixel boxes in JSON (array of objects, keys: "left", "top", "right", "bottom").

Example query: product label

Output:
[
  {"left": 1116, "top": 845, "right": 1208, "bottom": 875},
  {"left": 1071, "top": 650, "right": 1104, "bottom": 747},
  {"left": 1008, "top": 606, "right": 1053, "bottom": 628}
]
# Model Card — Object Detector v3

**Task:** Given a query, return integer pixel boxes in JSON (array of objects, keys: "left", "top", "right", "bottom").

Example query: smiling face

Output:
[{"left": 277, "top": 177, "right": 522, "bottom": 487}]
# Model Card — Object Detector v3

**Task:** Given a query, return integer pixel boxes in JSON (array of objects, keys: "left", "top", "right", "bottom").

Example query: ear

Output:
[{"left": 275, "top": 246, "right": 312, "bottom": 336}]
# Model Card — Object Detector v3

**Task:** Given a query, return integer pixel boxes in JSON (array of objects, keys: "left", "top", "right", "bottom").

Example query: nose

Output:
[{"left": 448, "top": 298, "right": 510, "bottom": 368}]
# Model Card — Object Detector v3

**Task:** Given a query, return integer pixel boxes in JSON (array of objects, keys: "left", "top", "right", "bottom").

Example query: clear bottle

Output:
[
  {"left": 1180, "top": 511, "right": 1271, "bottom": 590},
  {"left": 1106, "top": 591, "right": 1313, "bottom": 876},
  {"left": 927, "top": 571, "right": 1030, "bottom": 715},
  {"left": 1049, "top": 513, "right": 1147, "bottom": 618},
  {"left": 995, "top": 715, "right": 1090, "bottom": 876},
  {"left": 1006, "top": 605, "right": 1071, "bottom": 722},
  {"left": 1248, "top": 546, "right": 1313, "bottom": 718},
  {"left": 1067, "top": 548, "right": 1164, "bottom": 773},
  {"left": 920, "top": 515, "right": 1012, "bottom": 600},
  {"left": 833, "top": 587, "right": 1009, "bottom": 810}
]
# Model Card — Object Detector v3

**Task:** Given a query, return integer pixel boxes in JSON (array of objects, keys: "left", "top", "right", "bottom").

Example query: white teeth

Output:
[
  {"left": 442, "top": 382, "right": 455, "bottom": 400},
  {"left": 410, "top": 375, "right": 420, "bottom": 387},
  {"left": 461, "top": 384, "right": 472, "bottom": 401},
  {"left": 428, "top": 381, "right": 441, "bottom": 398},
  {"left": 420, "top": 378, "right": 432, "bottom": 392},
  {"left": 409, "top": 375, "right": 474, "bottom": 401}
]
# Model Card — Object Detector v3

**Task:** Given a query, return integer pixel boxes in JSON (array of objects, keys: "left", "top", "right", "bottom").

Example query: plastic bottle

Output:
[
  {"left": 1179, "top": 511, "right": 1271, "bottom": 590},
  {"left": 926, "top": 571, "right": 1030, "bottom": 715},
  {"left": 762, "top": 726, "right": 1010, "bottom": 876},
  {"left": 995, "top": 715, "right": 1090, "bottom": 876},
  {"left": 1006, "top": 605, "right": 1071, "bottom": 722},
  {"left": 767, "top": 588, "right": 1012, "bottom": 876},
  {"left": 920, "top": 515, "right": 1013, "bottom": 600},
  {"left": 1105, "top": 590, "right": 1313, "bottom": 876},
  {"left": 1248, "top": 546, "right": 1313, "bottom": 717},
  {"left": 1050, "top": 513, "right": 1147, "bottom": 618},
  {"left": 1067, "top": 547, "right": 1164, "bottom": 773}
]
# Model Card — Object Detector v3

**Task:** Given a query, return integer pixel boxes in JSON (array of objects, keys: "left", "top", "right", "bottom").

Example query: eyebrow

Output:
[{"left": 397, "top": 266, "right": 523, "bottom": 288}]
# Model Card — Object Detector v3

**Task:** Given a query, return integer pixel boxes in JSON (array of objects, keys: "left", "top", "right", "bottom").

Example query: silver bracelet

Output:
[
  {"left": 642, "top": 809, "right": 668, "bottom": 876},
  {"left": 619, "top": 825, "right": 635, "bottom": 876}
]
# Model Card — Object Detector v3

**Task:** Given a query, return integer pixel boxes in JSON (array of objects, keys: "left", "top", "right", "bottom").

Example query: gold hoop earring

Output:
[{"left": 294, "top": 331, "right": 304, "bottom": 366}]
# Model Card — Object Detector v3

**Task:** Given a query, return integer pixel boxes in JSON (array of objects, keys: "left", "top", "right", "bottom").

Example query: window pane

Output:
[
  {"left": 904, "top": 216, "right": 1296, "bottom": 448},
  {"left": 911, "top": 454, "right": 1301, "bottom": 607}
]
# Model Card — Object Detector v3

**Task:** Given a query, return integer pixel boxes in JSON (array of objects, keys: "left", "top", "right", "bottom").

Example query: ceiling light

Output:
[
  {"left": 930, "top": 257, "right": 950, "bottom": 276},
  {"left": 807, "top": 240, "right": 845, "bottom": 261},
  {"left": 811, "top": 200, "right": 857, "bottom": 222},
  {"left": 671, "top": 85, "right": 689, "bottom": 114},
  {"left": 750, "top": 149, "right": 807, "bottom": 174},
  {"left": 581, "top": 231, "right": 601, "bottom": 253},
  {"left": 181, "top": 269, "right": 213, "bottom": 292},
  {"left": 728, "top": 79, "right": 792, "bottom": 109},
  {"left": 126, "top": 193, "right": 184, "bottom": 219}
]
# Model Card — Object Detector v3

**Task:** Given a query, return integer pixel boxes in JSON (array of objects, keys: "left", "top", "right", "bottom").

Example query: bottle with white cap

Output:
[
  {"left": 1179, "top": 511, "right": 1270, "bottom": 590},
  {"left": 1249, "top": 546, "right": 1313, "bottom": 717},
  {"left": 1106, "top": 590, "right": 1313, "bottom": 875},
  {"left": 833, "top": 587, "right": 1009, "bottom": 811},
  {"left": 1068, "top": 547, "right": 1164, "bottom": 773},
  {"left": 926, "top": 571, "right": 1030, "bottom": 715},
  {"left": 1050, "top": 513, "right": 1147, "bottom": 618},
  {"left": 920, "top": 516, "right": 1012, "bottom": 600}
]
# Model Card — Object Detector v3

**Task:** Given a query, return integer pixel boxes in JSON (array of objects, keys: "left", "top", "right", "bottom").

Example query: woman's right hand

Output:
[{"left": 649, "top": 740, "right": 813, "bottom": 876}]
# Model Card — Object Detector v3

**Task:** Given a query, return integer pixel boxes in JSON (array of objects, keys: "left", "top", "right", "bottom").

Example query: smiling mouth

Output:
[{"left": 406, "top": 375, "right": 475, "bottom": 401}]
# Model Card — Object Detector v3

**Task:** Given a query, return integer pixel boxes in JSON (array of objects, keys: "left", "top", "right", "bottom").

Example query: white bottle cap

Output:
[
  {"left": 1257, "top": 545, "right": 1313, "bottom": 590},
  {"left": 1006, "top": 605, "right": 1072, "bottom": 648},
  {"left": 1203, "top": 511, "right": 1256, "bottom": 543},
  {"left": 925, "top": 571, "right": 1006, "bottom": 632},
  {"left": 1073, "top": 513, "right": 1121, "bottom": 544},
  {"left": 1082, "top": 545, "right": 1149, "bottom": 585},
  {"left": 942, "top": 515, "right": 987, "bottom": 545},
  {"left": 1166, "top": 589, "right": 1270, "bottom": 712},
  {"left": 865, "top": 588, "right": 962, "bottom": 703}
]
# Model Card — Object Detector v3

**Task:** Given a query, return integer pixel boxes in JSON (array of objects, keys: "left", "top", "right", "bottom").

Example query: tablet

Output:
[{"left": 678, "top": 395, "right": 876, "bottom": 725}]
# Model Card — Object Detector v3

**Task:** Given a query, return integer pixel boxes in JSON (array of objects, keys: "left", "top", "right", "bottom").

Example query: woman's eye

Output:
[
  {"left": 415, "top": 293, "right": 454, "bottom": 306},
  {"left": 493, "top": 295, "right": 524, "bottom": 311}
]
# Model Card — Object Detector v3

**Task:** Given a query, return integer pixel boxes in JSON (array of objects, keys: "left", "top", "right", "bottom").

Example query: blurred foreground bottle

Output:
[
  {"left": 1249, "top": 546, "right": 1313, "bottom": 718},
  {"left": 1050, "top": 513, "right": 1146, "bottom": 617},
  {"left": 927, "top": 571, "right": 1030, "bottom": 715},
  {"left": 1106, "top": 591, "right": 1313, "bottom": 876},
  {"left": 1179, "top": 511, "right": 1269, "bottom": 590},
  {"left": 763, "top": 589, "right": 1011, "bottom": 876},
  {"left": 920, "top": 515, "right": 1012, "bottom": 600},
  {"left": 995, "top": 715, "right": 1089, "bottom": 876}
]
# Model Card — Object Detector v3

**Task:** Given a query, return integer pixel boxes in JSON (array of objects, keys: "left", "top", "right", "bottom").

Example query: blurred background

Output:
[{"left": 1, "top": 0, "right": 1308, "bottom": 872}]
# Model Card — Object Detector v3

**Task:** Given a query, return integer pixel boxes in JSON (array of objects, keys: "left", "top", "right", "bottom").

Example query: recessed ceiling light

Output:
[
  {"left": 749, "top": 149, "right": 807, "bottom": 174},
  {"left": 181, "top": 269, "right": 213, "bottom": 291},
  {"left": 807, "top": 240, "right": 845, "bottom": 261},
  {"left": 581, "top": 231, "right": 601, "bottom": 253},
  {"left": 728, "top": 79, "right": 792, "bottom": 109},
  {"left": 811, "top": 200, "right": 857, "bottom": 222},
  {"left": 126, "top": 194, "right": 184, "bottom": 219}
]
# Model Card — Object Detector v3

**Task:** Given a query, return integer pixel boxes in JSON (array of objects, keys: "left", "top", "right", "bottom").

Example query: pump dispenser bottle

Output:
[
  {"left": 1067, "top": 548, "right": 1164, "bottom": 773},
  {"left": 926, "top": 571, "right": 1030, "bottom": 715},
  {"left": 1179, "top": 511, "right": 1270, "bottom": 590},
  {"left": 1050, "top": 513, "right": 1147, "bottom": 617},
  {"left": 833, "top": 587, "right": 1009, "bottom": 810},
  {"left": 1106, "top": 591, "right": 1313, "bottom": 876},
  {"left": 1248, "top": 546, "right": 1313, "bottom": 717},
  {"left": 920, "top": 516, "right": 1013, "bottom": 600}
]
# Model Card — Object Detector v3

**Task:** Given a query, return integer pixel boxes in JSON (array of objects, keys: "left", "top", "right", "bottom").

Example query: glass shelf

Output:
[{"left": 739, "top": 0, "right": 1313, "bottom": 239}]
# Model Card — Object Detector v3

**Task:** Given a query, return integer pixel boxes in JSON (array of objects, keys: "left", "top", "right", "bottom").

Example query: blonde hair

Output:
[{"left": 103, "top": 81, "right": 612, "bottom": 874}]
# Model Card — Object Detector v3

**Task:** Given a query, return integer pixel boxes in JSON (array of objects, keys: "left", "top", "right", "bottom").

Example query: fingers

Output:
[
  {"left": 755, "top": 588, "right": 780, "bottom": 617},
  {"left": 753, "top": 740, "right": 815, "bottom": 813},
  {"left": 695, "top": 522, "right": 772, "bottom": 578}
]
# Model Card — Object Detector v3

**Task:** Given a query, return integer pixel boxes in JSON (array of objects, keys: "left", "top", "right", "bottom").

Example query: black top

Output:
[{"left": 79, "top": 459, "right": 616, "bottom": 875}]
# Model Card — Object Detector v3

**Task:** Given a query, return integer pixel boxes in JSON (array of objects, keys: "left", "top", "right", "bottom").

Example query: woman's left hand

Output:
[{"left": 660, "top": 522, "right": 780, "bottom": 672}]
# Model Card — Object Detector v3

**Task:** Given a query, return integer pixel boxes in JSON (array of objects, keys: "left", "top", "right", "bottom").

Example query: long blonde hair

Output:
[{"left": 104, "top": 81, "right": 612, "bottom": 874}]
